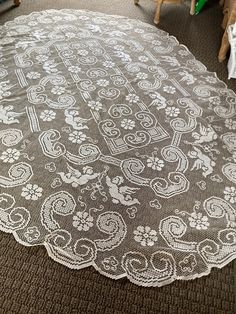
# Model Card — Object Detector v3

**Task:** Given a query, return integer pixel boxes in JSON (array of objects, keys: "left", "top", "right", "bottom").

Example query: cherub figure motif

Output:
[
  {"left": 107, "top": 30, "right": 127, "bottom": 37},
  {"left": 64, "top": 109, "right": 90, "bottom": 131},
  {"left": 0, "top": 80, "right": 13, "bottom": 100},
  {"left": 179, "top": 70, "right": 196, "bottom": 85},
  {"left": 192, "top": 123, "right": 217, "bottom": 144},
  {"left": 160, "top": 56, "right": 180, "bottom": 67},
  {"left": 188, "top": 146, "right": 215, "bottom": 177},
  {"left": 0, "top": 105, "right": 23, "bottom": 124},
  {"left": 58, "top": 164, "right": 99, "bottom": 187},
  {"left": 106, "top": 175, "right": 140, "bottom": 206}
]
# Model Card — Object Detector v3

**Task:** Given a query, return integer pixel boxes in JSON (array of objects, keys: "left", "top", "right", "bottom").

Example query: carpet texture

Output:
[{"left": 0, "top": 0, "right": 235, "bottom": 313}]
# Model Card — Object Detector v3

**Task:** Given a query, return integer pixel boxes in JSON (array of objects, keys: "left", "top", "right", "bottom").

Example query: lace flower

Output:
[
  {"left": 102, "top": 61, "right": 115, "bottom": 68},
  {"left": 21, "top": 184, "right": 43, "bottom": 201},
  {"left": 224, "top": 186, "right": 236, "bottom": 204},
  {"left": 87, "top": 100, "right": 103, "bottom": 111},
  {"left": 138, "top": 56, "right": 149, "bottom": 62},
  {"left": 0, "top": 148, "right": 20, "bottom": 163},
  {"left": 72, "top": 212, "right": 94, "bottom": 231},
  {"left": 134, "top": 226, "right": 158, "bottom": 247},
  {"left": 26, "top": 72, "right": 41, "bottom": 79},
  {"left": 97, "top": 79, "right": 109, "bottom": 87},
  {"left": 40, "top": 110, "right": 56, "bottom": 122},
  {"left": 126, "top": 93, "right": 139, "bottom": 103},
  {"left": 225, "top": 119, "right": 236, "bottom": 130},
  {"left": 120, "top": 118, "right": 135, "bottom": 130},
  {"left": 146, "top": 156, "right": 164, "bottom": 171},
  {"left": 68, "top": 131, "right": 86, "bottom": 144},
  {"left": 77, "top": 49, "right": 88, "bottom": 56},
  {"left": 165, "top": 106, "right": 180, "bottom": 117},
  {"left": 136, "top": 72, "right": 148, "bottom": 80},
  {"left": 188, "top": 213, "right": 209, "bottom": 230},
  {"left": 68, "top": 66, "right": 81, "bottom": 73},
  {"left": 163, "top": 86, "right": 176, "bottom": 94},
  {"left": 51, "top": 86, "right": 66, "bottom": 95}
]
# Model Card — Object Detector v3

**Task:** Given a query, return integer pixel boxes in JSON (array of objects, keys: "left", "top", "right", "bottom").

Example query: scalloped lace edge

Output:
[{"left": 0, "top": 8, "right": 235, "bottom": 287}]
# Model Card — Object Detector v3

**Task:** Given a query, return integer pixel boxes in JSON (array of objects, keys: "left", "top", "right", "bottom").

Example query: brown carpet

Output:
[{"left": 0, "top": 0, "right": 235, "bottom": 313}]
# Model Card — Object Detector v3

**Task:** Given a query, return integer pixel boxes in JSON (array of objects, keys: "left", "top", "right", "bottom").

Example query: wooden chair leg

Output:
[
  {"left": 14, "top": 0, "right": 21, "bottom": 6},
  {"left": 218, "top": 28, "right": 230, "bottom": 62},
  {"left": 190, "top": 0, "right": 196, "bottom": 15},
  {"left": 218, "top": 10, "right": 236, "bottom": 62},
  {"left": 154, "top": 0, "right": 163, "bottom": 25},
  {"left": 221, "top": 11, "right": 229, "bottom": 29}
]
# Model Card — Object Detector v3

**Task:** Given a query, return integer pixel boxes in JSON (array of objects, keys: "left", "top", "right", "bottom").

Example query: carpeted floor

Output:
[{"left": 0, "top": 0, "right": 235, "bottom": 313}]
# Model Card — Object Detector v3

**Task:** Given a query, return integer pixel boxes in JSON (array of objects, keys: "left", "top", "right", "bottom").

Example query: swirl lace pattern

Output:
[{"left": 0, "top": 9, "right": 235, "bottom": 287}]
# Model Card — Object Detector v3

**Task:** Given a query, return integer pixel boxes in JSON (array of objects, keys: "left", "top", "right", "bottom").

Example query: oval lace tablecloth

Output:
[{"left": 0, "top": 9, "right": 235, "bottom": 287}]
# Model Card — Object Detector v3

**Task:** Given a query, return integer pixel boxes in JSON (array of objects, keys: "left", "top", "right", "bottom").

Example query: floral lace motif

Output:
[{"left": 0, "top": 9, "right": 235, "bottom": 287}]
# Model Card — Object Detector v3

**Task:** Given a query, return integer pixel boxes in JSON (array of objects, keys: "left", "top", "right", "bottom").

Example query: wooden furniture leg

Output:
[
  {"left": 218, "top": 0, "right": 236, "bottom": 62},
  {"left": 190, "top": 0, "right": 196, "bottom": 15},
  {"left": 14, "top": 0, "right": 21, "bottom": 6},
  {"left": 221, "top": 9, "right": 229, "bottom": 29},
  {"left": 218, "top": 27, "right": 230, "bottom": 62},
  {"left": 136, "top": 0, "right": 197, "bottom": 25},
  {"left": 154, "top": 0, "right": 164, "bottom": 25}
]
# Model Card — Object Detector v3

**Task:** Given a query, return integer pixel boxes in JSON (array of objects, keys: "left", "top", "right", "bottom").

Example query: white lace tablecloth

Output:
[{"left": 0, "top": 9, "right": 235, "bottom": 287}]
